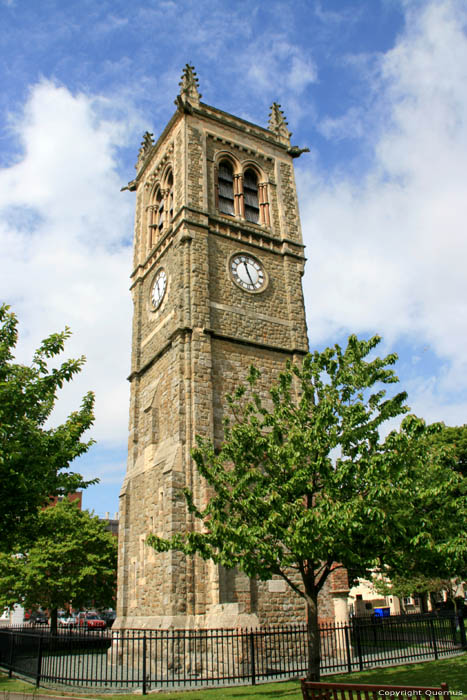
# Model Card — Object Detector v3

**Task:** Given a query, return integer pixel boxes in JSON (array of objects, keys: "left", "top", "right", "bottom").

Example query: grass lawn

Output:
[{"left": 0, "top": 654, "right": 465, "bottom": 699}]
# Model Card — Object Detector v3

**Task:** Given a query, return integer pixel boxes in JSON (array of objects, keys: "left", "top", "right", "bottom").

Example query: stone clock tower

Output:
[{"left": 116, "top": 66, "right": 320, "bottom": 630}]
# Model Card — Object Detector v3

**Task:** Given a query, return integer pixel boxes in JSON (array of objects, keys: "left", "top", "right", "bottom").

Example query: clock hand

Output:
[
  {"left": 155, "top": 279, "right": 162, "bottom": 301},
  {"left": 244, "top": 262, "right": 254, "bottom": 285}
]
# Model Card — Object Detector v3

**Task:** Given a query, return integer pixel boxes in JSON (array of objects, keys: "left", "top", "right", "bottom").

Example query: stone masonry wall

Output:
[
  {"left": 211, "top": 337, "right": 288, "bottom": 445},
  {"left": 115, "top": 97, "right": 342, "bottom": 632},
  {"left": 279, "top": 162, "right": 301, "bottom": 241},
  {"left": 208, "top": 236, "right": 301, "bottom": 350},
  {"left": 187, "top": 124, "right": 204, "bottom": 216}
]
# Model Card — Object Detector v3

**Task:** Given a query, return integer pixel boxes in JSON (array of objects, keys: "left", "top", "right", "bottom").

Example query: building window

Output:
[
  {"left": 217, "top": 158, "right": 270, "bottom": 227},
  {"left": 243, "top": 168, "right": 260, "bottom": 224},
  {"left": 218, "top": 160, "right": 235, "bottom": 215},
  {"left": 149, "top": 169, "right": 174, "bottom": 250}
]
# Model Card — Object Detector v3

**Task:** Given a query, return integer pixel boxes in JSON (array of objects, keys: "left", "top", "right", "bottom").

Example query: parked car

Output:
[
  {"left": 76, "top": 612, "right": 106, "bottom": 630},
  {"left": 100, "top": 609, "right": 116, "bottom": 628},
  {"left": 29, "top": 611, "right": 48, "bottom": 625},
  {"left": 58, "top": 614, "right": 76, "bottom": 628}
]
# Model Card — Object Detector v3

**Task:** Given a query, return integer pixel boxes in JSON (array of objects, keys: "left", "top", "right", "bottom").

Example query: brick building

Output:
[{"left": 115, "top": 66, "right": 348, "bottom": 631}]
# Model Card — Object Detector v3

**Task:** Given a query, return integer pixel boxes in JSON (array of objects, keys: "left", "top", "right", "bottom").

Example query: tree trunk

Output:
[
  {"left": 305, "top": 592, "right": 321, "bottom": 681},
  {"left": 50, "top": 607, "right": 58, "bottom": 635}
]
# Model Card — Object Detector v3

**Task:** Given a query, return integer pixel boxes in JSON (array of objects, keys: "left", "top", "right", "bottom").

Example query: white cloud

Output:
[
  {"left": 244, "top": 36, "right": 318, "bottom": 99},
  {"left": 300, "top": 0, "right": 467, "bottom": 419},
  {"left": 318, "top": 106, "right": 366, "bottom": 141},
  {"left": 313, "top": 1, "right": 362, "bottom": 27},
  {"left": 0, "top": 80, "right": 139, "bottom": 445}
]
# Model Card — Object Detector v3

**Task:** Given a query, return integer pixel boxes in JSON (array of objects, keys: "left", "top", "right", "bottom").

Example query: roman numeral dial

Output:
[
  {"left": 230, "top": 254, "right": 267, "bottom": 293},
  {"left": 150, "top": 269, "right": 167, "bottom": 310}
]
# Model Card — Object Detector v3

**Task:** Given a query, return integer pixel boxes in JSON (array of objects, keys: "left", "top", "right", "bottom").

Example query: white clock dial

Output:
[
  {"left": 151, "top": 269, "right": 167, "bottom": 310},
  {"left": 230, "top": 254, "right": 266, "bottom": 292}
]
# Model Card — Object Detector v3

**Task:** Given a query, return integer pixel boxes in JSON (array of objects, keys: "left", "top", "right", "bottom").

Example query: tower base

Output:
[{"left": 114, "top": 603, "right": 260, "bottom": 630}]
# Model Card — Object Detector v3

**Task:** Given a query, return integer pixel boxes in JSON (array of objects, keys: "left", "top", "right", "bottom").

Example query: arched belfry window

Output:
[
  {"left": 218, "top": 160, "right": 235, "bottom": 215},
  {"left": 149, "top": 168, "right": 175, "bottom": 250},
  {"left": 148, "top": 188, "right": 163, "bottom": 248},
  {"left": 243, "top": 169, "right": 260, "bottom": 224},
  {"left": 216, "top": 157, "right": 269, "bottom": 227}
]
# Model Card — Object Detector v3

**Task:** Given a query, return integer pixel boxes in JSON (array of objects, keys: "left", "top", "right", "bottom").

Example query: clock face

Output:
[
  {"left": 151, "top": 269, "right": 167, "bottom": 310},
  {"left": 230, "top": 254, "right": 266, "bottom": 292}
]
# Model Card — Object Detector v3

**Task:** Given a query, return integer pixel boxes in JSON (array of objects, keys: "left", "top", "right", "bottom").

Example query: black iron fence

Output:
[{"left": 0, "top": 613, "right": 464, "bottom": 693}]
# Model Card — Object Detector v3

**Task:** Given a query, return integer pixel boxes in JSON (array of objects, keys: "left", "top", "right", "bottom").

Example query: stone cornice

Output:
[
  {"left": 130, "top": 207, "right": 306, "bottom": 287},
  {"left": 208, "top": 214, "right": 306, "bottom": 260},
  {"left": 128, "top": 325, "right": 308, "bottom": 382},
  {"left": 197, "top": 102, "right": 290, "bottom": 152},
  {"left": 206, "top": 328, "right": 309, "bottom": 356},
  {"left": 126, "top": 100, "right": 294, "bottom": 191}
]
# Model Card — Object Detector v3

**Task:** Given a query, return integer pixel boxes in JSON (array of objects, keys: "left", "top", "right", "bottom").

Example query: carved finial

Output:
[
  {"left": 135, "top": 131, "right": 155, "bottom": 170},
  {"left": 268, "top": 102, "right": 292, "bottom": 145},
  {"left": 176, "top": 63, "right": 201, "bottom": 110}
]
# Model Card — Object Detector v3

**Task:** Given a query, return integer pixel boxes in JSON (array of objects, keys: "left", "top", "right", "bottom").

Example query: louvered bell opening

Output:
[
  {"left": 168, "top": 192, "right": 174, "bottom": 222},
  {"left": 152, "top": 191, "right": 162, "bottom": 228},
  {"left": 167, "top": 172, "right": 174, "bottom": 222},
  {"left": 218, "top": 161, "right": 234, "bottom": 215},
  {"left": 219, "top": 197, "right": 235, "bottom": 215},
  {"left": 219, "top": 161, "right": 233, "bottom": 182},
  {"left": 245, "top": 205, "right": 259, "bottom": 223},
  {"left": 158, "top": 200, "right": 164, "bottom": 231},
  {"left": 244, "top": 169, "right": 259, "bottom": 223}
]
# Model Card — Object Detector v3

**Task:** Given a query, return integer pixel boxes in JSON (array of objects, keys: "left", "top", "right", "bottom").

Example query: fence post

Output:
[
  {"left": 343, "top": 624, "right": 352, "bottom": 674},
  {"left": 35, "top": 633, "right": 44, "bottom": 687},
  {"left": 458, "top": 614, "right": 467, "bottom": 650},
  {"left": 249, "top": 630, "right": 256, "bottom": 685},
  {"left": 353, "top": 622, "right": 364, "bottom": 672},
  {"left": 8, "top": 632, "right": 14, "bottom": 678},
  {"left": 142, "top": 632, "right": 147, "bottom": 695},
  {"left": 429, "top": 618, "right": 438, "bottom": 661}
]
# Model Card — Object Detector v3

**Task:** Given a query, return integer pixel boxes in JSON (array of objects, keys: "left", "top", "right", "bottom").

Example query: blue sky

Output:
[{"left": 1, "top": 0, "right": 466, "bottom": 518}]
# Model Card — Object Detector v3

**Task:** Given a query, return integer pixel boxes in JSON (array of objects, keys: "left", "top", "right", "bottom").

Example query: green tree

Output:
[
  {"left": 0, "top": 304, "right": 96, "bottom": 552},
  {"left": 428, "top": 423, "right": 467, "bottom": 477},
  {"left": 423, "top": 424, "right": 467, "bottom": 582},
  {"left": 148, "top": 335, "right": 466, "bottom": 681},
  {"left": 372, "top": 423, "right": 467, "bottom": 611},
  {"left": 0, "top": 500, "right": 117, "bottom": 633}
]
